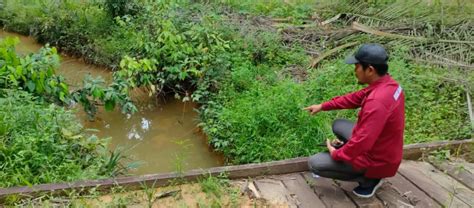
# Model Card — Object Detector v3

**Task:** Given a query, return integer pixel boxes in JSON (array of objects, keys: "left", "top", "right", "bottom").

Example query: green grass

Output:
[
  {"left": 0, "top": 89, "right": 119, "bottom": 188},
  {"left": 217, "top": 0, "right": 316, "bottom": 23},
  {"left": 198, "top": 173, "right": 240, "bottom": 208}
]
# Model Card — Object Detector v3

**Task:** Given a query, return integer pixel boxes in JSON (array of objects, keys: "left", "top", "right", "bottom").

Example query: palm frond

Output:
[{"left": 278, "top": 0, "right": 473, "bottom": 83}]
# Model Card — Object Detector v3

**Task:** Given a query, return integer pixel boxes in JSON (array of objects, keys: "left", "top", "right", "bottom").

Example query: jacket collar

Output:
[{"left": 367, "top": 74, "right": 391, "bottom": 89}]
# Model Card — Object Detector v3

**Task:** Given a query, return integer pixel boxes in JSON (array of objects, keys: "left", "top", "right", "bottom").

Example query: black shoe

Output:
[{"left": 352, "top": 179, "right": 383, "bottom": 198}]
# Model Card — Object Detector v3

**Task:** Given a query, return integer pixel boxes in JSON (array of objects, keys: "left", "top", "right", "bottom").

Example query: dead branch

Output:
[
  {"left": 320, "top": 13, "right": 343, "bottom": 26},
  {"left": 309, "top": 41, "right": 359, "bottom": 68},
  {"left": 352, "top": 22, "right": 474, "bottom": 44}
]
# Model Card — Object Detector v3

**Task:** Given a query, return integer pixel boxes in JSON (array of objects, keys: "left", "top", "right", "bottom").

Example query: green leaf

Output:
[
  {"left": 105, "top": 100, "right": 116, "bottom": 111},
  {"left": 179, "top": 71, "right": 188, "bottom": 80},
  {"left": 59, "top": 92, "right": 65, "bottom": 102},
  {"left": 26, "top": 81, "right": 35, "bottom": 92},
  {"left": 59, "top": 83, "right": 68, "bottom": 92},
  {"left": 15, "top": 66, "right": 22, "bottom": 76},
  {"left": 92, "top": 88, "right": 102, "bottom": 99}
]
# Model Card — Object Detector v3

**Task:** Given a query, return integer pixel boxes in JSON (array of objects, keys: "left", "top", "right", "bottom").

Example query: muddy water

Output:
[{"left": 0, "top": 30, "right": 224, "bottom": 175}]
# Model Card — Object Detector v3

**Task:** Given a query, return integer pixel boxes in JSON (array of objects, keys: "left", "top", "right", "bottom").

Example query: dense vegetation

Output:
[
  {"left": 0, "top": 89, "right": 118, "bottom": 187},
  {"left": 0, "top": 37, "right": 136, "bottom": 188},
  {"left": 0, "top": 0, "right": 472, "bottom": 173}
]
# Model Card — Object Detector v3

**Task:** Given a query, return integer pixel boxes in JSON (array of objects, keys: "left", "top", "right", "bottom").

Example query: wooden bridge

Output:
[
  {"left": 0, "top": 139, "right": 472, "bottom": 207},
  {"left": 234, "top": 159, "right": 473, "bottom": 207}
]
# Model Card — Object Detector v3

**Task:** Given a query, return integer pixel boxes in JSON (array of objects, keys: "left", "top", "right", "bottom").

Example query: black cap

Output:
[{"left": 345, "top": 43, "right": 388, "bottom": 65}]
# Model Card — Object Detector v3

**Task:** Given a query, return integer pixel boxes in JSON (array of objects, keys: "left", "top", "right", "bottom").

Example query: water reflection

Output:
[{"left": 81, "top": 97, "right": 224, "bottom": 174}]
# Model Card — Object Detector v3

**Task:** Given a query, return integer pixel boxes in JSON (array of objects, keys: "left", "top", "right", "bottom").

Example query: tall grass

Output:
[{"left": 0, "top": 89, "right": 118, "bottom": 188}]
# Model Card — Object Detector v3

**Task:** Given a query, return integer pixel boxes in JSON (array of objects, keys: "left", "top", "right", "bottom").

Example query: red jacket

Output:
[{"left": 322, "top": 75, "right": 405, "bottom": 178}]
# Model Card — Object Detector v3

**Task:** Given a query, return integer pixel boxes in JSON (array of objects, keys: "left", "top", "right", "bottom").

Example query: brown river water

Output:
[{"left": 0, "top": 30, "right": 224, "bottom": 175}]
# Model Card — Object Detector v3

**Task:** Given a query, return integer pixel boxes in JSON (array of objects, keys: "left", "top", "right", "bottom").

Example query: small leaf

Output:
[
  {"left": 60, "top": 83, "right": 68, "bottom": 92},
  {"left": 92, "top": 88, "right": 102, "bottom": 99},
  {"left": 59, "top": 92, "right": 65, "bottom": 102},
  {"left": 26, "top": 81, "right": 35, "bottom": 92},
  {"left": 105, "top": 100, "right": 115, "bottom": 111}
]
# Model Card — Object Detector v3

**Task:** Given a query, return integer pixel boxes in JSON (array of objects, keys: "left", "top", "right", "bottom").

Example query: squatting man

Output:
[{"left": 304, "top": 43, "right": 405, "bottom": 198}]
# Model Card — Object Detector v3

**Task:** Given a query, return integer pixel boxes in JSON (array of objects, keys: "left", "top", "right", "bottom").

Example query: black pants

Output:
[{"left": 307, "top": 119, "right": 380, "bottom": 187}]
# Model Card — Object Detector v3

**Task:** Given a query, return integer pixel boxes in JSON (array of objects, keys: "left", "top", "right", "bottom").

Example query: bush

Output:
[
  {"left": 104, "top": 0, "right": 142, "bottom": 18},
  {"left": 0, "top": 89, "right": 117, "bottom": 188},
  {"left": 0, "top": 37, "right": 136, "bottom": 118},
  {"left": 206, "top": 80, "right": 331, "bottom": 164}
]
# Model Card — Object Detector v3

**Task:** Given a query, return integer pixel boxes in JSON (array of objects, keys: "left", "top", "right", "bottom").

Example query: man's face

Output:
[{"left": 354, "top": 63, "right": 368, "bottom": 84}]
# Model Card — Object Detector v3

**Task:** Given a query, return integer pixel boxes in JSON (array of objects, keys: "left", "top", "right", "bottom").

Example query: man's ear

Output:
[{"left": 368, "top": 65, "right": 377, "bottom": 75}]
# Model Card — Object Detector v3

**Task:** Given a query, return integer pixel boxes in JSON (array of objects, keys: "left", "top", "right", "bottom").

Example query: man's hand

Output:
[
  {"left": 326, "top": 139, "right": 336, "bottom": 154},
  {"left": 303, "top": 104, "right": 323, "bottom": 115}
]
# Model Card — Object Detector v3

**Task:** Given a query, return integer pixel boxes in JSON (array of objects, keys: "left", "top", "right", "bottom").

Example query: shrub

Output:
[
  {"left": 0, "top": 89, "right": 117, "bottom": 188},
  {"left": 0, "top": 37, "right": 136, "bottom": 118},
  {"left": 104, "top": 0, "right": 142, "bottom": 18},
  {"left": 206, "top": 80, "right": 331, "bottom": 164}
]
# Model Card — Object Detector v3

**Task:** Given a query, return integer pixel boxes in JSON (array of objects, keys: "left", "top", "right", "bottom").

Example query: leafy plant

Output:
[
  {"left": 198, "top": 173, "right": 240, "bottom": 207},
  {"left": 0, "top": 89, "right": 116, "bottom": 188},
  {"left": 0, "top": 37, "right": 136, "bottom": 118},
  {"left": 199, "top": 173, "right": 230, "bottom": 198},
  {"left": 0, "top": 37, "right": 68, "bottom": 104},
  {"left": 104, "top": 0, "right": 142, "bottom": 18}
]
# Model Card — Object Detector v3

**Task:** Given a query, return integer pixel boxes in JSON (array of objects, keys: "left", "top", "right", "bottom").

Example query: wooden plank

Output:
[
  {"left": 254, "top": 179, "right": 296, "bottom": 207},
  {"left": 246, "top": 181, "right": 261, "bottom": 198},
  {"left": 430, "top": 160, "right": 474, "bottom": 190},
  {"left": 386, "top": 173, "right": 441, "bottom": 207},
  {"left": 453, "top": 160, "right": 474, "bottom": 173},
  {"left": 402, "top": 139, "right": 473, "bottom": 160},
  {"left": 278, "top": 173, "right": 326, "bottom": 208},
  {"left": 375, "top": 182, "right": 414, "bottom": 208},
  {"left": 404, "top": 161, "right": 474, "bottom": 205},
  {"left": 398, "top": 161, "right": 470, "bottom": 207},
  {"left": 461, "top": 161, "right": 474, "bottom": 173},
  {"left": 336, "top": 180, "right": 385, "bottom": 208},
  {"left": 302, "top": 172, "right": 356, "bottom": 208}
]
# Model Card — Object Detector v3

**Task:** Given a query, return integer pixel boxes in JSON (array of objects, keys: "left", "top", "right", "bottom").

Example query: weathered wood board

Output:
[
  {"left": 253, "top": 178, "right": 295, "bottom": 207},
  {"left": 278, "top": 173, "right": 326, "bottom": 208},
  {"left": 398, "top": 161, "right": 470, "bottom": 208},
  {"left": 302, "top": 172, "right": 356, "bottom": 208},
  {"left": 386, "top": 173, "right": 440, "bottom": 207},
  {"left": 407, "top": 161, "right": 474, "bottom": 205},
  {"left": 402, "top": 139, "right": 473, "bottom": 160},
  {"left": 375, "top": 182, "right": 414, "bottom": 208},
  {"left": 430, "top": 160, "right": 474, "bottom": 190}
]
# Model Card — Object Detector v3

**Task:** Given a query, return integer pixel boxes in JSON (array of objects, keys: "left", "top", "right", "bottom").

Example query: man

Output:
[{"left": 304, "top": 43, "right": 405, "bottom": 198}]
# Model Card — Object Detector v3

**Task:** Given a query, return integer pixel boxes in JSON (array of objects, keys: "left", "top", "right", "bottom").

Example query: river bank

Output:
[{"left": 0, "top": 30, "right": 224, "bottom": 175}]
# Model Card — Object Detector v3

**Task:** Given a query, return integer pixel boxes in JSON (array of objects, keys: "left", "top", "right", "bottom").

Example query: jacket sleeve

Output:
[
  {"left": 330, "top": 99, "right": 389, "bottom": 162},
  {"left": 321, "top": 89, "right": 366, "bottom": 111}
]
